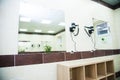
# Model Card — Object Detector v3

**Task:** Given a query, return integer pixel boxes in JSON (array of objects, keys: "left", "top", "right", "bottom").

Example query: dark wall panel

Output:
[
  {"left": 15, "top": 54, "right": 42, "bottom": 66},
  {"left": 43, "top": 53, "right": 64, "bottom": 63},
  {"left": 81, "top": 51, "right": 94, "bottom": 59},
  {"left": 105, "top": 50, "right": 113, "bottom": 56},
  {"left": 0, "top": 49, "right": 120, "bottom": 67},
  {"left": 94, "top": 50, "right": 105, "bottom": 57},
  {"left": 0, "top": 55, "right": 14, "bottom": 67},
  {"left": 65, "top": 52, "right": 81, "bottom": 60}
]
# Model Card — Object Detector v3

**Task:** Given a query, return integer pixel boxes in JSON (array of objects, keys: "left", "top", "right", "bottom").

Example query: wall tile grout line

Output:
[
  {"left": 42, "top": 53, "right": 44, "bottom": 63},
  {"left": 81, "top": 52, "right": 83, "bottom": 59},
  {"left": 64, "top": 52, "right": 66, "bottom": 61},
  {"left": 14, "top": 55, "right": 16, "bottom": 66}
]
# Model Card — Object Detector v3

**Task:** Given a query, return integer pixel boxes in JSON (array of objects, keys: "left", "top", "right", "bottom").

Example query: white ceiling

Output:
[{"left": 19, "top": 0, "right": 65, "bottom": 35}]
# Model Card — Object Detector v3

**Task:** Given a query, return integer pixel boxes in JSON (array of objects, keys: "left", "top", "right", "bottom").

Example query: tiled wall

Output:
[{"left": 0, "top": 49, "right": 120, "bottom": 67}]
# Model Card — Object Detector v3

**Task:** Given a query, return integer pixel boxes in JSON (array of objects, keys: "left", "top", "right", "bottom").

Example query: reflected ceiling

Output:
[{"left": 19, "top": 0, "right": 65, "bottom": 35}]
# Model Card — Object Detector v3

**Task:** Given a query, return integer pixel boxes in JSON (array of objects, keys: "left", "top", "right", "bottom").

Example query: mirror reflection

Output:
[
  {"left": 18, "top": 1, "right": 66, "bottom": 52},
  {"left": 93, "top": 18, "right": 112, "bottom": 49}
]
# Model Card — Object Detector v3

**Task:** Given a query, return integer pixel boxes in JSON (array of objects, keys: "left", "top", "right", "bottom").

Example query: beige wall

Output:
[
  {"left": 0, "top": 0, "right": 120, "bottom": 80},
  {"left": 0, "top": 0, "right": 19, "bottom": 55},
  {"left": 113, "top": 8, "right": 120, "bottom": 49},
  {"left": 65, "top": 0, "right": 114, "bottom": 52}
]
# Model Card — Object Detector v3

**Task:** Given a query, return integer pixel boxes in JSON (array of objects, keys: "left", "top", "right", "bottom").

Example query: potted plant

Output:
[{"left": 44, "top": 45, "right": 52, "bottom": 53}]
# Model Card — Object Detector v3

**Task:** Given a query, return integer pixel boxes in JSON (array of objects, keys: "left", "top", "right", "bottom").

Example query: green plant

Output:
[
  {"left": 44, "top": 45, "right": 52, "bottom": 53},
  {"left": 18, "top": 48, "right": 25, "bottom": 52}
]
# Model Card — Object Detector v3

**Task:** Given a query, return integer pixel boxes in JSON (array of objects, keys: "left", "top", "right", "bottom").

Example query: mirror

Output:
[
  {"left": 18, "top": 0, "right": 66, "bottom": 52},
  {"left": 93, "top": 18, "right": 112, "bottom": 49}
]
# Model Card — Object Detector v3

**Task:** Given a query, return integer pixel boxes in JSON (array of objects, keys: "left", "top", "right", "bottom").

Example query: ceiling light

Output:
[
  {"left": 34, "top": 30, "right": 42, "bottom": 33},
  {"left": 48, "top": 30, "right": 55, "bottom": 33},
  {"left": 20, "top": 29, "right": 27, "bottom": 31},
  {"left": 20, "top": 17, "right": 31, "bottom": 22},
  {"left": 41, "top": 20, "right": 51, "bottom": 24},
  {"left": 58, "top": 22, "right": 65, "bottom": 26}
]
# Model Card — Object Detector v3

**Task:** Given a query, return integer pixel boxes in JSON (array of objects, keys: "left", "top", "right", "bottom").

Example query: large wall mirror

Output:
[{"left": 18, "top": 0, "right": 66, "bottom": 52}]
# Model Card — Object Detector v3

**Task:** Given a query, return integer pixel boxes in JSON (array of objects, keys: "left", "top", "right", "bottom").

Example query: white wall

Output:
[
  {"left": 113, "top": 8, "right": 120, "bottom": 49},
  {"left": 53, "top": 32, "right": 66, "bottom": 51},
  {"left": 18, "top": 32, "right": 66, "bottom": 52},
  {"left": 18, "top": 34, "right": 54, "bottom": 52},
  {"left": 64, "top": 0, "right": 114, "bottom": 52},
  {"left": 0, "top": 0, "right": 19, "bottom": 55}
]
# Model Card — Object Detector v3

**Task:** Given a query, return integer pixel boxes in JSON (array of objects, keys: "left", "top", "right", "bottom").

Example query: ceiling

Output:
[
  {"left": 92, "top": 0, "right": 120, "bottom": 9},
  {"left": 19, "top": 0, "right": 65, "bottom": 35}
]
